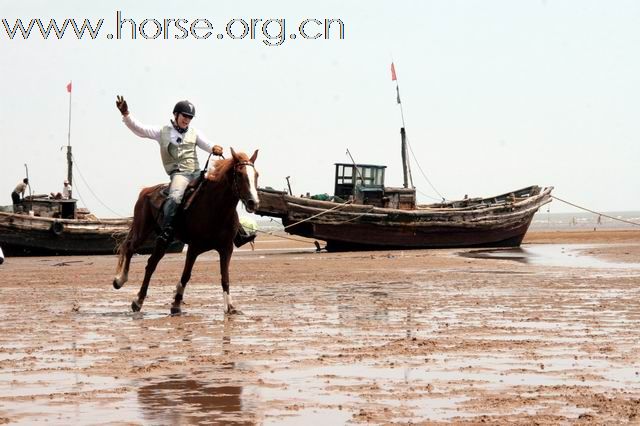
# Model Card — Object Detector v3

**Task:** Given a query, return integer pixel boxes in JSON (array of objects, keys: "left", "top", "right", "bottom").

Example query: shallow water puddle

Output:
[
  {"left": 462, "top": 244, "right": 640, "bottom": 269},
  {"left": 132, "top": 375, "right": 256, "bottom": 425}
]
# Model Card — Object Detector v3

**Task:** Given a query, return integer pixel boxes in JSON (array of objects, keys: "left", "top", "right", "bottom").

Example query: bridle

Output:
[
  {"left": 203, "top": 153, "right": 256, "bottom": 200},
  {"left": 232, "top": 161, "right": 256, "bottom": 199}
]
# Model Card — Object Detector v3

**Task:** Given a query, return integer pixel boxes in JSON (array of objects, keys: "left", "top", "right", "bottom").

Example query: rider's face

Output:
[{"left": 175, "top": 113, "right": 193, "bottom": 129}]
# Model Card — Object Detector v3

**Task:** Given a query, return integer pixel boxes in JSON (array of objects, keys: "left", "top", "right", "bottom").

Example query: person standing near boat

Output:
[
  {"left": 115, "top": 96, "right": 255, "bottom": 247},
  {"left": 62, "top": 180, "right": 72, "bottom": 199},
  {"left": 11, "top": 178, "right": 28, "bottom": 212}
]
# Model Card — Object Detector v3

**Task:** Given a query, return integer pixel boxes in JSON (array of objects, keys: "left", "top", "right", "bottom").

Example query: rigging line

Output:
[
  {"left": 68, "top": 178, "right": 88, "bottom": 212},
  {"left": 71, "top": 154, "right": 127, "bottom": 218},
  {"left": 404, "top": 134, "right": 446, "bottom": 201},
  {"left": 255, "top": 228, "right": 317, "bottom": 245},
  {"left": 551, "top": 196, "right": 640, "bottom": 227},
  {"left": 415, "top": 187, "right": 443, "bottom": 202},
  {"left": 335, "top": 206, "right": 376, "bottom": 225},
  {"left": 282, "top": 200, "right": 353, "bottom": 230}
]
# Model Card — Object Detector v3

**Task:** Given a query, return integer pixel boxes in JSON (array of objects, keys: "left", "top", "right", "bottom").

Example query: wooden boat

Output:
[
  {"left": 257, "top": 184, "right": 552, "bottom": 251},
  {"left": 255, "top": 128, "right": 552, "bottom": 251},
  {"left": 1, "top": 144, "right": 183, "bottom": 257},
  {"left": 0, "top": 198, "right": 183, "bottom": 256}
]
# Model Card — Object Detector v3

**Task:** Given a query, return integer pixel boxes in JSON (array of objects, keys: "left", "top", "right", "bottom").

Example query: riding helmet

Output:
[{"left": 173, "top": 100, "right": 196, "bottom": 118}]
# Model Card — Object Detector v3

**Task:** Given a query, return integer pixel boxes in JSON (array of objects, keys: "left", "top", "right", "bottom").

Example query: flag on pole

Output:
[
  {"left": 391, "top": 63, "right": 401, "bottom": 103},
  {"left": 66, "top": 81, "right": 72, "bottom": 93}
]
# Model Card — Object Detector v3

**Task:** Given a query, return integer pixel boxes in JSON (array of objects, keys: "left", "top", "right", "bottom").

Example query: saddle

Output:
[{"left": 146, "top": 172, "right": 206, "bottom": 219}]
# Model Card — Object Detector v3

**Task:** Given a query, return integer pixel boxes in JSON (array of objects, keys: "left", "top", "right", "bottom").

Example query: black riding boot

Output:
[
  {"left": 234, "top": 226, "right": 256, "bottom": 248},
  {"left": 158, "top": 198, "right": 179, "bottom": 245}
]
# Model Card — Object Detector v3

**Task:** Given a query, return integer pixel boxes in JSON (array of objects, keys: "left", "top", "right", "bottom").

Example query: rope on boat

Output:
[
  {"left": 282, "top": 200, "right": 353, "bottom": 230},
  {"left": 256, "top": 201, "right": 356, "bottom": 250},
  {"left": 335, "top": 206, "right": 376, "bottom": 225},
  {"left": 551, "top": 195, "right": 640, "bottom": 227},
  {"left": 255, "top": 228, "right": 316, "bottom": 244},
  {"left": 72, "top": 154, "right": 127, "bottom": 218},
  {"left": 405, "top": 134, "right": 446, "bottom": 202}
]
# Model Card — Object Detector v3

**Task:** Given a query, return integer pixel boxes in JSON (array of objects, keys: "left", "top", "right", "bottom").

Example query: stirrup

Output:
[
  {"left": 234, "top": 233, "right": 256, "bottom": 248},
  {"left": 156, "top": 227, "right": 174, "bottom": 246}
]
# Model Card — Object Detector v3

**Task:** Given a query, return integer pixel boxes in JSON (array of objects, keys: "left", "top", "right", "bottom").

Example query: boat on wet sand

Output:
[
  {"left": 255, "top": 126, "right": 553, "bottom": 251},
  {"left": 0, "top": 198, "right": 183, "bottom": 256},
  {"left": 256, "top": 184, "right": 552, "bottom": 251}
]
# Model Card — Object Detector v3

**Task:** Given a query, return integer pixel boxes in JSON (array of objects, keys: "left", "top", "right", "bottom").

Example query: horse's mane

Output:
[{"left": 205, "top": 152, "right": 251, "bottom": 183}]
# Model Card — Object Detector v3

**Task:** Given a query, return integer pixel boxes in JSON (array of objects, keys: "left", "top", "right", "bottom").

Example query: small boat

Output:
[
  {"left": 1, "top": 143, "right": 182, "bottom": 256},
  {"left": 0, "top": 196, "right": 183, "bottom": 257},
  {"left": 1, "top": 141, "right": 187, "bottom": 257},
  {"left": 255, "top": 128, "right": 552, "bottom": 251}
]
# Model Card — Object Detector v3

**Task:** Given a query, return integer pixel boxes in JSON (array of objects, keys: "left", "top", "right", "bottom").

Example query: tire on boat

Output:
[{"left": 50, "top": 221, "right": 64, "bottom": 236}]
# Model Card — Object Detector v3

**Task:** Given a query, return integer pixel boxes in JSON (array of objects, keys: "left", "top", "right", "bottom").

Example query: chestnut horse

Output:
[{"left": 112, "top": 148, "right": 259, "bottom": 315}]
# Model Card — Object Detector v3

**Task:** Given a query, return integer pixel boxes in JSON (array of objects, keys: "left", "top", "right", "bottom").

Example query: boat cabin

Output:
[
  {"left": 20, "top": 196, "right": 77, "bottom": 219},
  {"left": 334, "top": 163, "right": 416, "bottom": 210}
]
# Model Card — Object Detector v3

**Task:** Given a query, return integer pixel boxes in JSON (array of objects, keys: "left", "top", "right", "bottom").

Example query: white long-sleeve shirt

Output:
[{"left": 123, "top": 114, "right": 213, "bottom": 153}]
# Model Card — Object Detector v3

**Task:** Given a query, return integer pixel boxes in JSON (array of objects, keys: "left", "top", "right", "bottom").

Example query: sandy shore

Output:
[{"left": 0, "top": 229, "right": 639, "bottom": 424}]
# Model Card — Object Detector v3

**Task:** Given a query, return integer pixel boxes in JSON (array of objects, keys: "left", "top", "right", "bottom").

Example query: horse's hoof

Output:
[
  {"left": 170, "top": 306, "right": 182, "bottom": 316},
  {"left": 113, "top": 279, "right": 122, "bottom": 290},
  {"left": 226, "top": 307, "right": 243, "bottom": 315},
  {"left": 131, "top": 300, "right": 142, "bottom": 312}
]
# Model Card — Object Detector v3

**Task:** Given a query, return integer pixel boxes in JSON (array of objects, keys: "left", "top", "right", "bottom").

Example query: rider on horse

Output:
[{"left": 116, "top": 96, "right": 255, "bottom": 247}]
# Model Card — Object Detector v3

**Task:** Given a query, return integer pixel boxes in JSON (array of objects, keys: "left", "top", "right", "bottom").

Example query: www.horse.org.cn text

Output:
[{"left": 1, "top": 11, "right": 346, "bottom": 46}]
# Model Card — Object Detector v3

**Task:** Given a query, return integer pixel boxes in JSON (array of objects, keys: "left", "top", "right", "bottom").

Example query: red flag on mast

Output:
[
  {"left": 391, "top": 63, "right": 397, "bottom": 81},
  {"left": 66, "top": 81, "right": 72, "bottom": 93}
]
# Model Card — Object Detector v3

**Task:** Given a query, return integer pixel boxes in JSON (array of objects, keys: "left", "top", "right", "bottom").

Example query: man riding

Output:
[{"left": 116, "top": 96, "right": 255, "bottom": 247}]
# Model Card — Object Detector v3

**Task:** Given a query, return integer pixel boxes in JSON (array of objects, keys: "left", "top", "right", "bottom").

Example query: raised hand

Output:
[{"left": 116, "top": 95, "right": 129, "bottom": 116}]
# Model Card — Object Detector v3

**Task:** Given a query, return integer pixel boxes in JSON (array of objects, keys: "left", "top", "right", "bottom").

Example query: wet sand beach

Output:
[{"left": 0, "top": 229, "right": 639, "bottom": 424}]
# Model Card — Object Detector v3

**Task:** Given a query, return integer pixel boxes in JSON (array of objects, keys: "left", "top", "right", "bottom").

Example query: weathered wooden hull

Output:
[
  {"left": 0, "top": 212, "right": 183, "bottom": 256},
  {"left": 255, "top": 186, "right": 553, "bottom": 251}
]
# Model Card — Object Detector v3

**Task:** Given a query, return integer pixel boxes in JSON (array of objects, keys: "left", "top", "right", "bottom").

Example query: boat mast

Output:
[
  {"left": 24, "top": 163, "right": 32, "bottom": 198},
  {"left": 400, "top": 127, "right": 410, "bottom": 188},
  {"left": 391, "top": 63, "right": 413, "bottom": 189},
  {"left": 66, "top": 81, "right": 73, "bottom": 186}
]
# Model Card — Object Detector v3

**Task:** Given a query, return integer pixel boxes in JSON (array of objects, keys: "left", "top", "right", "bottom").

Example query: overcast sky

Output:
[{"left": 1, "top": 0, "right": 638, "bottom": 217}]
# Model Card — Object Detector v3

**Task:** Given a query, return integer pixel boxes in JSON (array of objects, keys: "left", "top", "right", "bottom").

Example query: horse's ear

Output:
[
  {"left": 250, "top": 149, "right": 259, "bottom": 164},
  {"left": 230, "top": 147, "right": 239, "bottom": 162}
]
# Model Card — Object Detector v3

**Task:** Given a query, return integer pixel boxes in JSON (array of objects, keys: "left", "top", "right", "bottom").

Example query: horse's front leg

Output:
[
  {"left": 171, "top": 246, "right": 199, "bottom": 315},
  {"left": 219, "top": 246, "right": 241, "bottom": 315}
]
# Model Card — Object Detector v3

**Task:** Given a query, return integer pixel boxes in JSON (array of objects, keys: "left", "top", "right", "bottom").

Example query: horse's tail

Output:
[
  {"left": 115, "top": 227, "right": 132, "bottom": 270},
  {"left": 115, "top": 186, "right": 159, "bottom": 269}
]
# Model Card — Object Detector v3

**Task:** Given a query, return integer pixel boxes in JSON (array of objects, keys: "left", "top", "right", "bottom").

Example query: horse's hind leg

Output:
[
  {"left": 131, "top": 244, "right": 167, "bottom": 312},
  {"left": 219, "top": 247, "right": 241, "bottom": 315},
  {"left": 113, "top": 225, "right": 153, "bottom": 289},
  {"left": 171, "top": 246, "right": 199, "bottom": 315},
  {"left": 113, "top": 242, "right": 135, "bottom": 290},
  {"left": 113, "top": 200, "right": 154, "bottom": 290}
]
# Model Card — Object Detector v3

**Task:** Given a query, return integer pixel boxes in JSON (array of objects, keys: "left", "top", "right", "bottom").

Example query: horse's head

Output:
[{"left": 230, "top": 147, "right": 260, "bottom": 213}]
